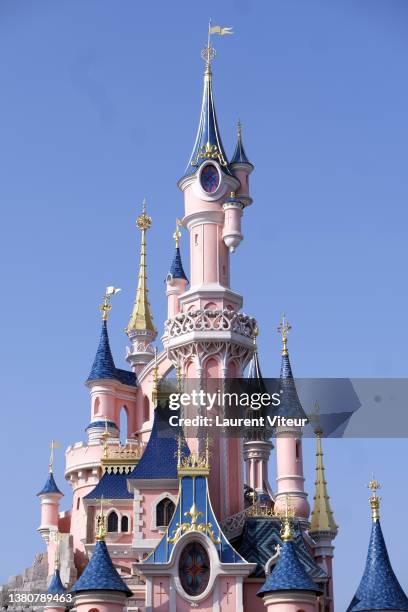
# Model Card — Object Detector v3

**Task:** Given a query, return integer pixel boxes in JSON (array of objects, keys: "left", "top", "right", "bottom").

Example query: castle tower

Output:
[
  {"left": 163, "top": 28, "right": 258, "bottom": 520},
  {"left": 347, "top": 479, "right": 408, "bottom": 612},
  {"left": 243, "top": 339, "right": 274, "bottom": 496},
  {"left": 274, "top": 316, "right": 310, "bottom": 519},
  {"left": 257, "top": 510, "right": 322, "bottom": 611},
  {"left": 309, "top": 425, "right": 338, "bottom": 612},
  {"left": 44, "top": 537, "right": 67, "bottom": 612},
  {"left": 165, "top": 221, "right": 189, "bottom": 319},
  {"left": 37, "top": 442, "right": 64, "bottom": 544},
  {"left": 71, "top": 504, "right": 133, "bottom": 612},
  {"left": 125, "top": 200, "right": 157, "bottom": 374}
]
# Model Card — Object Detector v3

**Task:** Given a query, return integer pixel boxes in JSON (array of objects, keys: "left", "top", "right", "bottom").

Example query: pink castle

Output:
[{"left": 33, "top": 32, "right": 408, "bottom": 612}]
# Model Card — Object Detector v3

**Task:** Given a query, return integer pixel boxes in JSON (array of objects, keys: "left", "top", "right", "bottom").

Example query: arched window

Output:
[
  {"left": 143, "top": 395, "right": 150, "bottom": 423},
  {"left": 107, "top": 511, "right": 118, "bottom": 532},
  {"left": 93, "top": 398, "right": 100, "bottom": 416},
  {"left": 121, "top": 515, "right": 129, "bottom": 532},
  {"left": 156, "top": 498, "right": 175, "bottom": 527},
  {"left": 295, "top": 439, "right": 301, "bottom": 460}
]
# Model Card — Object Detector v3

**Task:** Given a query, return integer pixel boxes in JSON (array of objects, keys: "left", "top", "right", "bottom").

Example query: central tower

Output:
[{"left": 163, "top": 34, "right": 257, "bottom": 520}]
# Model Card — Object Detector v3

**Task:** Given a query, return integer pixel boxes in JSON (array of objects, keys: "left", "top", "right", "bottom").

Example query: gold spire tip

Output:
[
  {"left": 136, "top": 198, "right": 152, "bottom": 231},
  {"left": 96, "top": 496, "right": 107, "bottom": 541},
  {"left": 277, "top": 313, "right": 292, "bottom": 356},
  {"left": 368, "top": 476, "right": 381, "bottom": 522},
  {"left": 173, "top": 219, "right": 182, "bottom": 248}
]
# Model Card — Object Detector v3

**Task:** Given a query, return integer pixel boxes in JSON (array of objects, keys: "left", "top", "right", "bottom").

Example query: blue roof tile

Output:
[
  {"left": 128, "top": 407, "right": 188, "bottom": 480},
  {"left": 169, "top": 247, "right": 188, "bottom": 282},
  {"left": 47, "top": 569, "right": 66, "bottom": 595},
  {"left": 278, "top": 352, "right": 308, "bottom": 420},
  {"left": 71, "top": 540, "right": 132, "bottom": 596},
  {"left": 86, "top": 321, "right": 137, "bottom": 387},
  {"left": 37, "top": 472, "right": 63, "bottom": 497},
  {"left": 347, "top": 520, "right": 408, "bottom": 612},
  {"left": 257, "top": 539, "right": 322, "bottom": 596},
  {"left": 84, "top": 472, "right": 133, "bottom": 500}
]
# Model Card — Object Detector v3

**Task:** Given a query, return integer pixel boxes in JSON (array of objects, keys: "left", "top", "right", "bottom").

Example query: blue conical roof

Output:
[
  {"left": 37, "top": 472, "right": 63, "bottom": 497},
  {"left": 231, "top": 128, "right": 253, "bottom": 167},
  {"left": 184, "top": 65, "right": 231, "bottom": 178},
  {"left": 169, "top": 247, "right": 188, "bottom": 282},
  {"left": 47, "top": 569, "right": 66, "bottom": 595},
  {"left": 257, "top": 539, "right": 321, "bottom": 596},
  {"left": 347, "top": 520, "right": 408, "bottom": 612},
  {"left": 87, "top": 320, "right": 117, "bottom": 382},
  {"left": 87, "top": 321, "right": 136, "bottom": 386},
  {"left": 278, "top": 352, "right": 307, "bottom": 420},
  {"left": 71, "top": 539, "right": 132, "bottom": 596}
]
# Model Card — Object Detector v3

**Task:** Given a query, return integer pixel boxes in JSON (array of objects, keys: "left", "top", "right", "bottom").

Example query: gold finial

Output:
[
  {"left": 280, "top": 495, "right": 295, "bottom": 541},
  {"left": 49, "top": 440, "right": 60, "bottom": 474},
  {"left": 277, "top": 313, "right": 292, "bottom": 356},
  {"left": 173, "top": 219, "right": 182, "bottom": 248},
  {"left": 368, "top": 475, "right": 381, "bottom": 522},
  {"left": 100, "top": 286, "right": 122, "bottom": 321},
  {"left": 312, "top": 401, "right": 323, "bottom": 435},
  {"left": 96, "top": 496, "right": 107, "bottom": 541},
  {"left": 126, "top": 199, "right": 156, "bottom": 336}
]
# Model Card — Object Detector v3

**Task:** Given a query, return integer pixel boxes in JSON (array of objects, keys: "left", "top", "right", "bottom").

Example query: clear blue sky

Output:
[{"left": 1, "top": 1, "right": 408, "bottom": 608}]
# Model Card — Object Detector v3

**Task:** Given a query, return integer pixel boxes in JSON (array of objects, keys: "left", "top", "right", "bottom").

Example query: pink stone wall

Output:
[
  {"left": 243, "top": 581, "right": 266, "bottom": 612},
  {"left": 152, "top": 576, "right": 170, "bottom": 611},
  {"left": 175, "top": 592, "right": 213, "bottom": 612}
]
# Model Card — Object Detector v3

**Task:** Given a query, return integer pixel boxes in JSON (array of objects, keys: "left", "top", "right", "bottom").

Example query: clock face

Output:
[{"left": 200, "top": 164, "right": 219, "bottom": 193}]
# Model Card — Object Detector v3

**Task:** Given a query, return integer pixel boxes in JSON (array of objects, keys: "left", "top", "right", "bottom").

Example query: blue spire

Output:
[
  {"left": 347, "top": 520, "right": 408, "bottom": 612},
  {"left": 47, "top": 569, "right": 66, "bottom": 595},
  {"left": 257, "top": 538, "right": 321, "bottom": 596},
  {"left": 169, "top": 247, "right": 188, "bottom": 282},
  {"left": 86, "top": 320, "right": 137, "bottom": 386},
  {"left": 71, "top": 539, "right": 132, "bottom": 596},
  {"left": 184, "top": 63, "right": 231, "bottom": 177},
  {"left": 231, "top": 121, "right": 253, "bottom": 167},
  {"left": 277, "top": 317, "right": 307, "bottom": 420},
  {"left": 87, "top": 320, "right": 117, "bottom": 382},
  {"left": 37, "top": 472, "right": 63, "bottom": 497}
]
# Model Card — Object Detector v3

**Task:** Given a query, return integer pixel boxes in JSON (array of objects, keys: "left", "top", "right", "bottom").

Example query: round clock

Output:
[{"left": 200, "top": 164, "right": 219, "bottom": 193}]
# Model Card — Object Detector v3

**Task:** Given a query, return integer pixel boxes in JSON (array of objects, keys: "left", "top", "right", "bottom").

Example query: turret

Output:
[
  {"left": 71, "top": 503, "right": 133, "bottom": 611},
  {"left": 45, "top": 537, "right": 66, "bottom": 612},
  {"left": 37, "top": 442, "right": 64, "bottom": 543},
  {"left": 243, "top": 336, "right": 274, "bottom": 496},
  {"left": 125, "top": 200, "right": 157, "bottom": 373},
  {"left": 230, "top": 120, "right": 254, "bottom": 206},
  {"left": 85, "top": 287, "right": 123, "bottom": 441},
  {"left": 165, "top": 220, "right": 188, "bottom": 318},
  {"left": 347, "top": 479, "right": 408, "bottom": 612},
  {"left": 257, "top": 509, "right": 322, "bottom": 612},
  {"left": 309, "top": 425, "right": 338, "bottom": 612},
  {"left": 274, "top": 315, "right": 310, "bottom": 519}
]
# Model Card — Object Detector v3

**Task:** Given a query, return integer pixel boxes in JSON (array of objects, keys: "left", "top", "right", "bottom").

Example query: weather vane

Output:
[
  {"left": 49, "top": 440, "right": 60, "bottom": 474},
  {"left": 100, "top": 286, "right": 121, "bottom": 321},
  {"left": 277, "top": 313, "right": 292, "bottom": 356},
  {"left": 201, "top": 20, "right": 233, "bottom": 67}
]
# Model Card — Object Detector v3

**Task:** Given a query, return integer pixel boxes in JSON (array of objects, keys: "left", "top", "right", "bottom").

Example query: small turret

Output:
[
  {"left": 347, "top": 479, "right": 408, "bottom": 612},
  {"left": 230, "top": 120, "right": 254, "bottom": 206},
  {"left": 126, "top": 200, "right": 157, "bottom": 373},
  {"left": 85, "top": 287, "right": 124, "bottom": 441},
  {"left": 222, "top": 191, "right": 244, "bottom": 252},
  {"left": 274, "top": 315, "right": 310, "bottom": 520},
  {"left": 71, "top": 502, "right": 132, "bottom": 611},
  {"left": 166, "top": 220, "right": 188, "bottom": 318},
  {"left": 257, "top": 508, "right": 321, "bottom": 611},
  {"left": 37, "top": 442, "right": 64, "bottom": 544}
]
